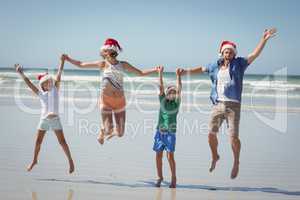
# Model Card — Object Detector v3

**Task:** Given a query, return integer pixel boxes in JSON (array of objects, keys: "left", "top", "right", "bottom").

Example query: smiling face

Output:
[
  {"left": 222, "top": 48, "right": 235, "bottom": 61},
  {"left": 100, "top": 49, "right": 118, "bottom": 59},
  {"left": 41, "top": 79, "right": 53, "bottom": 91}
]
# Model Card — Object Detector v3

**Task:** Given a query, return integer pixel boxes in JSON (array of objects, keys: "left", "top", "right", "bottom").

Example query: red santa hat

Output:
[
  {"left": 100, "top": 38, "right": 122, "bottom": 53},
  {"left": 165, "top": 85, "right": 177, "bottom": 95},
  {"left": 37, "top": 73, "right": 52, "bottom": 89},
  {"left": 219, "top": 40, "right": 237, "bottom": 56}
]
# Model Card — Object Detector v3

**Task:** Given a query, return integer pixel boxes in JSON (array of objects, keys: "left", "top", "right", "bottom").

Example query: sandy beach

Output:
[
  {"left": 1, "top": 0, "right": 300, "bottom": 198},
  {"left": 1, "top": 90, "right": 300, "bottom": 200}
]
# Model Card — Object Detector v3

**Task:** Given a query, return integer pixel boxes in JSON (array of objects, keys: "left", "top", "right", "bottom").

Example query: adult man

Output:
[{"left": 180, "top": 28, "right": 277, "bottom": 179}]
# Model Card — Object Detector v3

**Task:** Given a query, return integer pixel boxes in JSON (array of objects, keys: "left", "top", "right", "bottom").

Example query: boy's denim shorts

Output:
[{"left": 153, "top": 129, "right": 176, "bottom": 153}]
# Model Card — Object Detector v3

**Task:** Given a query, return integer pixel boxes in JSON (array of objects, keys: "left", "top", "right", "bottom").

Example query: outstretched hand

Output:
[
  {"left": 263, "top": 28, "right": 277, "bottom": 41},
  {"left": 176, "top": 68, "right": 184, "bottom": 76},
  {"left": 156, "top": 66, "right": 164, "bottom": 73},
  {"left": 61, "top": 54, "right": 69, "bottom": 61},
  {"left": 14, "top": 64, "right": 23, "bottom": 74}
]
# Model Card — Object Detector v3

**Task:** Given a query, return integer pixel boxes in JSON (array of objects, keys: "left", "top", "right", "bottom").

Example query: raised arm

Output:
[
  {"left": 15, "top": 64, "right": 39, "bottom": 95},
  {"left": 176, "top": 68, "right": 183, "bottom": 98},
  {"left": 63, "top": 54, "right": 104, "bottom": 69},
  {"left": 55, "top": 55, "right": 65, "bottom": 88},
  {"left": 157, "top": 66, "right": 164, "bottom": 95},
  {"left": 122, "top": 61, "right": 157, "bottom": 76},
  {"left": 247, "top": 28, "right": 277, "bottom": 65},
  {"left": 180, "top": 66, "right": 207, "bottom": 76}
]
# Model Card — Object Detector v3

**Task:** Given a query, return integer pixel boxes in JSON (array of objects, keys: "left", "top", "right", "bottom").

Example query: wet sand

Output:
[{"left": 0, "top": 97, "right": 300, "bottom": 200}]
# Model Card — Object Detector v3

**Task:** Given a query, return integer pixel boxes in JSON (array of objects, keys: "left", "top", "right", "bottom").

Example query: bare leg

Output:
[
  {"left": 98, "top": 107, "right": 113, "bottom": 144},
  {"left": 167, "top": 152, "right": 176, "bottom": 188},
  {"left": 54, "top": 130, "right": 74, "bottom": 174},
  {"left": 155, "top": 151, "right": 163, "bottom": 187},
  {"left": 27, "top": 130, "right": 46, "bottom": 172},
  {"left": 106, "top": 110, "right": 126, "bottom": 140},
  {"left": 208, "top": 133, "right": 220, "bottom": 172},
  {"left": 230, "top": 136, "right": 241, "bottom": 179},
  {"left": 114, "top": 110, "right": 126, "bottom": 137}
]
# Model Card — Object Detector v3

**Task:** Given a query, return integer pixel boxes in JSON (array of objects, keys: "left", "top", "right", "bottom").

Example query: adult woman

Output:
[{"left": 64, "top": 38, "right": 158, "bottom": 145}]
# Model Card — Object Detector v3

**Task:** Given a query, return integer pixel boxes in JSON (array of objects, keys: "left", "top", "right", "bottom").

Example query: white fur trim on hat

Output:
[
  {"left": 220, "top": 44, "right": 237, "bottom": 55},
  {"left": 39, "top": 75, "right": 52, "bottom": 88},
  {"left": 165, "top": 85, "right": 177, "bottom": 95},
  {"left": 100, "top": 45, "right": 120, "bottom": 53}
]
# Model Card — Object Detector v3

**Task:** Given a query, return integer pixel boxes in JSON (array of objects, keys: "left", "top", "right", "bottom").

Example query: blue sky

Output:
[{"left": 0, "top": 0, "right": 299, "bottom": 75}]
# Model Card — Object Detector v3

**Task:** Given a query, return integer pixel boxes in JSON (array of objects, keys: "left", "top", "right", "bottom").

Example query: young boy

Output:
[
  {"left": 15, "top": 56, "right": 75, "bottom": 174},
  {"left": 153, "top": 66, "right": 183, "bottom": 188}
]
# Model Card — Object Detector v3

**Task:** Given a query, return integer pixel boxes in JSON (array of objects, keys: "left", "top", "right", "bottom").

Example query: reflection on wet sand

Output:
[
  {"left": 36, "top": 179, "right": 300, "bottom": 196},
  {"left": 155, "top": 188, "right": 176, "bottom": 200},
  {"left": 31, "top": 189, "right": 74, "bottom": 200}
]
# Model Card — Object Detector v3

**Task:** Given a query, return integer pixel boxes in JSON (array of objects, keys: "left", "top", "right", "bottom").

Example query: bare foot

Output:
[
  {"left": 27, "top": 160, "right": 38, "bottom": 172},
  {"left": 105, "top": 133, "right": 117, "bottom": 141},
  {"left": 97, "top": 129, "right": 105, "bottom": 145},
  {"left": 155, "top": 177, "right": 163, "bottom": 187},
  {"left": 209, "top": 155, "right": 220, "bottom": 172},
  {"left": 69, "top": 160, "right": 75, "bottom": 174},
  {"left": 231, "top": 161, "right": 239, "bottom": 179},
  {"left": 169, "top": 177, "right": 176, "bottom": 188}
]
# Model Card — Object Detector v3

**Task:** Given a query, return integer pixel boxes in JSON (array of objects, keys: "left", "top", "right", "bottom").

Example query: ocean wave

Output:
[
  {"left": 2, "top": 94, "right": 300, "bottom": 113},
  {"left": 244, "top": 80, "right": 300, "bottom": 91},
  {"left": 2, "top": 86, "right": 300, "bottom": 99},
  {"left": 1, "top": 71, "right": 300, "bottom": 92}
]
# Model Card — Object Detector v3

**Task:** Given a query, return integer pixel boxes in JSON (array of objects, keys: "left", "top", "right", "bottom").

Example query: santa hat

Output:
[
  {"left": 219, "top": 41, "right": 237, "bottom": 56},
  {"left": 37, "top": 73, "right": 52, "bottom": 89},
  {"left": 165, "top": 85, "right": 177, "bottom": 95},
  {"left": 100, "top": 38, "right": 122, "bottom": 53}
]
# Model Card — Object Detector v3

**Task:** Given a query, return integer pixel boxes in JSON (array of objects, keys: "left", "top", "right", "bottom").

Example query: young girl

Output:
[
  {"left": 15, "top": 56, "right": 75, "bottom": 174},
  {"left": 63, "top": 38, "right": 158, "bottom": 145},
  {"left": 153, "top": 66, "right": 183, "bottom": 188}
]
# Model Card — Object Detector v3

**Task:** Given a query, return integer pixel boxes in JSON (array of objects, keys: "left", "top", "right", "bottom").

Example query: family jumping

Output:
[{"left": 15, "top": 28, "right": 277, "bottom": 188}]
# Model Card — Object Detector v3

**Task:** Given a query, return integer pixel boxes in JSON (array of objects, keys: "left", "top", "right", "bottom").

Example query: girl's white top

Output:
[
  {"left": 38, "top": 86, "right": 59, "bottom": 119},
  {"left": 217, "top": 67, "right": 239, "bottom": 103},
  {"left": 101, "top": 61, "right": 124, "bottom": 90}
]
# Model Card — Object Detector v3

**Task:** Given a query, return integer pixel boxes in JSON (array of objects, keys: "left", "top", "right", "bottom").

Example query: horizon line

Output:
[{"left": 1, "top": 67, "right": 299, "bottom": 77}]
